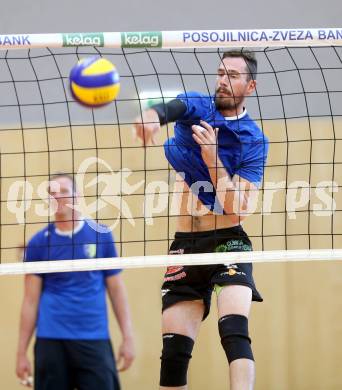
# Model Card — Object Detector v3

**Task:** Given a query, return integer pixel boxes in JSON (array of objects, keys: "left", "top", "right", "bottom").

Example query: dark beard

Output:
[{"left": 214, "top": 94, "right": 243, "bottom": 111}]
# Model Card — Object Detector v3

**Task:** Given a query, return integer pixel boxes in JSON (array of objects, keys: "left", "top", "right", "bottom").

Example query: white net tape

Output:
[{"left": 1, "top": 249, "right": 342, "bottom": 276}]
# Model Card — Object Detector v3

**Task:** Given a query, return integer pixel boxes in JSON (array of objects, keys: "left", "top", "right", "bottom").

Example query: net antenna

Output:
[{"left": 1, "top": 27, "right": 342, "bottom": 274}]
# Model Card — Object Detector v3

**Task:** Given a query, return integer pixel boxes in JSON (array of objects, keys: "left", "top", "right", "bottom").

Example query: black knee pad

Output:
[
  {"left": 218, "top": 314, "right": 254, "bottom": 364},
  {"left": 160, "top": 333, "right": 194, "bottom": 387}
]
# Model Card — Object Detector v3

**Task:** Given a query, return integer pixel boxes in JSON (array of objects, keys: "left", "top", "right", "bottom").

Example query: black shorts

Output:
[
  {"left": 34, "top": 338, "right": 120, "bottom": 390},
  {"left": 161, "top": 225, "right": 262, "bottom": 320}
]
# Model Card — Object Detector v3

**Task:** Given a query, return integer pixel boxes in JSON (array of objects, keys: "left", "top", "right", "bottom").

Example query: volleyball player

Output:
[
  {"left": 134, "top": 50, "right": 269, "bottom": 390},
  {"left": 16, "top": 174, "right": 135, "bottom": 390}
]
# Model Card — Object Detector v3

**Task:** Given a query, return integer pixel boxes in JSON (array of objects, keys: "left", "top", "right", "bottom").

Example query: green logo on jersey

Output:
[
  {"left": 62, "top": 33, "right": 104, "bottom": 47},
  {"left": 84, "top": 244, "right": 97, "bottom": 258},
  {"left": 121, "top": 31, "right": 162, "bottom": 48}
]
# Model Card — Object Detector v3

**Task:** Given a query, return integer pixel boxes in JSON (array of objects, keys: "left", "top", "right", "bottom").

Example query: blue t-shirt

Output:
[
  {"left": 25, "top": 220, "right": 121, "bottom": 340},
  {"left": 164, "top": 91, "right": 269, "bottom": 213}
]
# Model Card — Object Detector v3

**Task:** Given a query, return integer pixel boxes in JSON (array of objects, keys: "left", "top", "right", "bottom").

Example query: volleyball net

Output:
[{"left": 1, "top": 28, "right": 342, "bottom": 274}]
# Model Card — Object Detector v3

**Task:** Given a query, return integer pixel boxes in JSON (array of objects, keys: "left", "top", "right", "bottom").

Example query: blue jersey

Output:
[
  {"left": 164, "top": 91, "right": 269, "bottom": 213},
  {"left": 25, "top": 220, "right": 121, "bottom": 340}
]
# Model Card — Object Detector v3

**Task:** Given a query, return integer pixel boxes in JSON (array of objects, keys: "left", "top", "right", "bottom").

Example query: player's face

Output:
[
  {"left": 215, "top": 57, "right": 256, "bottom": 112},
  {"left": 48, "top": 177, "right": 77, "bottom": 217}
]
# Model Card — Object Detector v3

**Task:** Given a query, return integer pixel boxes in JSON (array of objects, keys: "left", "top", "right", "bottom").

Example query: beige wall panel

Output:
[{"left": 1, "top": 120, "right": 342, "bottom": 389}]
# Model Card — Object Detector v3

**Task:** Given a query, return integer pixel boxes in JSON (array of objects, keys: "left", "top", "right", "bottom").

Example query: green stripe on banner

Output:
[
  {"left": 121, "top": 31, "right": 162, "bottom": 48},
  {"left": 62, "top": 33, "right": 105, "bottom": 47}
]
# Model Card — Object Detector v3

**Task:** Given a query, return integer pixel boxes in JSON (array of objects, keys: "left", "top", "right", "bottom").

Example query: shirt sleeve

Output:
[
  {"left": 235, "top": 135, "right": 269, "bottom": 185},
  {"left": 24, "top": 235, "right": 45, "bottom": 277},
  {"left": 24, "top": 235, "right": 42, "bottom": 262},
  {"left": 102, "top": 230, "right": 122, "bottom": 278},
  {"left": 176, "top": 91, "right": 213, "bottom": 121}
]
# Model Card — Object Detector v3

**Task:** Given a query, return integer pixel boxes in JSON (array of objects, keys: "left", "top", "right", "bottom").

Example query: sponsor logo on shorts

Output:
[
  {"left": 215, "top": 239, "right": 252, "bottom": 253},
  {"left": 121, "top": 31, "right": 162, "bottom": 48},
  {"left": 164, "top": 265, "right": 186, "bottom": 281},
  {"left": 220, "top": 265, "right": 246, "bottom": 277},
  {"left": 169, "top": 248, "right": 185, "bottom": 255},
  {"left": 164, "top": 272, "right": 187, "bottom": 282},
  {"left": 165, "top": 266, "right": 184, "bottom": 275},
  {"left": 161, "top": 289, "right": 170, "bottom": 297},
  {"left": 62, "top": 33, "right": 104, "bottom": 47},
  {"left": 228, "top": 268, "right": 237, "bottom": 276}
]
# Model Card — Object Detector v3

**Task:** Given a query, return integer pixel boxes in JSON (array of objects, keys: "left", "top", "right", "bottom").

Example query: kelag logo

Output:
[
  {"left": 62, "top": 33, "right": 104, "bottom": 47},
  {"left": 121, "top": 32, "right": 162, "bottom": 48}
]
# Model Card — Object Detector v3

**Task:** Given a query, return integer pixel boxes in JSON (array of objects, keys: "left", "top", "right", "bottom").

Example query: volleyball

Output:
[{"left": 69, "top": 56, "right": 120, "bottom": 107}]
